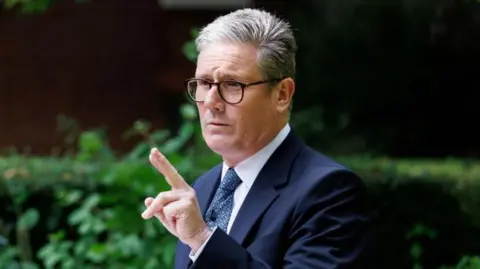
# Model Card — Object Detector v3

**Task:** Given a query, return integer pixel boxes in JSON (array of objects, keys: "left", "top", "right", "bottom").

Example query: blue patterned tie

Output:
[{"left": 205, "top": 168, "right": 242, "bottom": 232}]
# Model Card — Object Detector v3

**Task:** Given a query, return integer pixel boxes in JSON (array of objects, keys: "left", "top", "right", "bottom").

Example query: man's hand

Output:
[{"left": 141, "top": 148, "right": 212, "bottom": 252}]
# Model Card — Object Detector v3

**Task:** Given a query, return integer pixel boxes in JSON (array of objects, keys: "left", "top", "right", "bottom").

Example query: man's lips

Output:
[{"left": 207, "top": 122, "right": 229, "bottom": 126}]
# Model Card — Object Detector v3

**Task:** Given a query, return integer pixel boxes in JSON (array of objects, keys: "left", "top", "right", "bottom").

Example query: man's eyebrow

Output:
[
  {"left": 195, "top": 73, "right": 239, "bottom": 81},
  {"left": 194, "top": 73, "right": 210, "bottom": 79}
]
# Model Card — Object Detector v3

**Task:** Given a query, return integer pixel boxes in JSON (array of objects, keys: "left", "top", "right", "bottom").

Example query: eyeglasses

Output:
[{"left": 184, "top": 78, "right": 284, "bottom": 104}]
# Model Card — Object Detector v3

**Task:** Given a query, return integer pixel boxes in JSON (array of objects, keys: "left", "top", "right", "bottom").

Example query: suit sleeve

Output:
[{"left": 189, "top": 169, "right": 371, "bottom": 269}]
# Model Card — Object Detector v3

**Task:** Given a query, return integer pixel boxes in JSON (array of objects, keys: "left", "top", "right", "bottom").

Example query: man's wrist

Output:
[{"left": 188, "top": 226, "right": 213, "bottom": 253}]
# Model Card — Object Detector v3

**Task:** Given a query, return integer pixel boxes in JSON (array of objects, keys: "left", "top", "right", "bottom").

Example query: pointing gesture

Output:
[
  {"left": 142, "top": 148, "right": 211, "bottom": 252},
  {"left": 148, "top": 148, "right": 189, "bottom": 190}
]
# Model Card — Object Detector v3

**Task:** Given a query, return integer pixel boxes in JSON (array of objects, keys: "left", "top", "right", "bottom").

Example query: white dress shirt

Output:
[{"left": 189, "top": 123, "right": 291, "bottom": 261}]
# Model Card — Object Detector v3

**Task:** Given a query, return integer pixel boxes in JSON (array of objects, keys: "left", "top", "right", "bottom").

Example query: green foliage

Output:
[
  {"left": 0, "top": 103, "right": 220, "bottom": 268},
  {"left": 341, "top": 155, "right": 480, "bottom": 268},
  {"left": 182, "top": 28, "right": 200, "bottom": 63},
  {"left": 440, "top": 256, "right": 480, "bottom": 269},
  {"left": 405, "top": 223, "right": 480, "bottom": 269}
]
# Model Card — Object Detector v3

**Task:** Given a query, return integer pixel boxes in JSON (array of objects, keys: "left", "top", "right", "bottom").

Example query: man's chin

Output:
[{"left": 204, "top": 136, "right": 233, "bottom": 153}]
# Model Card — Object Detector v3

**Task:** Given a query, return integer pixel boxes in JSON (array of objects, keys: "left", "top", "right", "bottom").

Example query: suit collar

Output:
[{"left": 228, "top": 130, "right": 305, "bottom": 244}]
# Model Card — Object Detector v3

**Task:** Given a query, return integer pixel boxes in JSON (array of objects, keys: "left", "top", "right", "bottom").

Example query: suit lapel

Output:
[
  {"left": 229, "top": 131, "right": 304, "bottom": 245},
  {"left": 228, "top": 181, "right": 278, "bottom": 245}
]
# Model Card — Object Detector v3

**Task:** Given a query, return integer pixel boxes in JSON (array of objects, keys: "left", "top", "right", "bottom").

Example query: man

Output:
[{"left": 141, "top": 8, "right": 371, "bottom": 269}]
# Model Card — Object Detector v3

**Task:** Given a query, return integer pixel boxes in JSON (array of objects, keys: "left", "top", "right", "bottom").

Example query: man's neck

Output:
[{"left": 223, "top": 121, "right": 289, "bottom": 167}]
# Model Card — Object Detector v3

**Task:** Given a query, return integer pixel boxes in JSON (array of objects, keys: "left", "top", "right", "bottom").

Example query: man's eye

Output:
[
  {"left": 198, "top": 80, "right": 210, "bottom": 86},
  {"left": 224, "top": 81, "right": 240, "bottom": 88}
]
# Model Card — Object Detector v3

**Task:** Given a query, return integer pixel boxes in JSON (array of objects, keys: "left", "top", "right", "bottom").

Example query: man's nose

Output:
[{"left": 204, "top": 85, "right": 225, "bottom": 110}]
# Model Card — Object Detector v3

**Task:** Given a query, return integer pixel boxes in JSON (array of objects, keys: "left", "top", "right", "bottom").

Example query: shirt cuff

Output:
[{"left": 189, "top": 227, "right": 217, "bottom": 262}]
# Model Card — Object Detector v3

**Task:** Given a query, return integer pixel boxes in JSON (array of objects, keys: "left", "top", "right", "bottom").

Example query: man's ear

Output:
[{"left": 275, "top": 78, "right": 295, "bottom": 114}]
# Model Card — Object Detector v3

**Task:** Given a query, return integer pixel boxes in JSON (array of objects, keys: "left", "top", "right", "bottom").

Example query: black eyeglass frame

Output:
[{"left": 184, "top": 77, "right": 285, "bottom": 104}]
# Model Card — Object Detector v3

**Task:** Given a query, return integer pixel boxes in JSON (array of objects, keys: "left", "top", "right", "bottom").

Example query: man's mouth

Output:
[{"left": 207, "top": 122, "right": 229, "bottom": 126}]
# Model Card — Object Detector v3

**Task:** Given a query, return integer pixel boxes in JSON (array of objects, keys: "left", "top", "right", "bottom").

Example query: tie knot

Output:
[{"left": 219, "top": 168, "right": 242, "bottom": 193}]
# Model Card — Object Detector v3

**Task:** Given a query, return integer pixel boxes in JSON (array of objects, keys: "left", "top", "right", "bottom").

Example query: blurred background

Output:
[{"left": 0, "top": 0, "right": 479, "bottom": 268}]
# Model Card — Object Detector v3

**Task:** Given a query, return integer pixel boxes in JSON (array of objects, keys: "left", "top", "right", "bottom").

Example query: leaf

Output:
[
  {"left": 86, "top": 243, "right": 108, "bottom": 263},
  {"left": 180, "top": 104, "right": 197, "bottom": 120},
  {"left": 151, "top": 130, "right": 171, "bottom": 143},
  {"left": 83, "top": 193, "right": 100, "bottom": 209},
  {"left": 133, "top": 120, "right": 151, "bottom": 134},
  {"left": 37, "top": 244, "right": 54, "bottom": 260},
  {"left": 405, "top": 223, "right": 437, "bottom": 240},
  {"left": 68, "top": 208, "right": 89, "bottom": 226},
  {"left": 410, "top": 242, "right": 423, "bottom": 259},
  {"left": 144, "top": 258, "right": 161, "bottom": 269},
  {"left": 161, "top": 137, "right": 186, "bottom": 155},
  {"left": 91, "top": 217, "right": 106, "bottom": 233},
  {"left": 64, "top": 190, "right": 83, "bottom": 205},
  {"left": 73, "top": 237, "right": 93, "bottom": 256},
  {"left": 78, "top": 219, "right": 93, "bottom": 235},
  {"left": 78, "top": 131, "right": 103, "bottom": 154},
  {"left": 190, "top": 28, "right": 200, "bottom": 38},
  {"left": 126, "top": 143, "right": 149, "bottom": 161},
  {"left": 101, "top": 170, "right": 117, "bottom": 185},
  {"left": 13, "top": 191, "right": 29, "bottom": 206},
  {"left": 58, "top": 241, "right": 74, "bottom": 252},
  {"left": 179, "top": 123, "right": 194, "bottom": 141},
  {"left": 61, "top": 258, "right": 76, "bottom": 269},
  {"left": 118, "top": 234, "right": 142, "bottom": 256},
  {"left": 17, "top": 208, "right": 40, "bottom": 230},
  {"left": 182, "top": 42, "right": 198, "bottom": 63},
  {"left": 43, "top": 252, "right": 64, "bottom": 269},
  {"left": 48, "top": 230, "right": 66, "bottom": 242}
]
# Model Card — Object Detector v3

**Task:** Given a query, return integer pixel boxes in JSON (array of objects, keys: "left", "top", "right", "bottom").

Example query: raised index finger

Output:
[{"left": 149, "top": 148, "right": 189, "bottom": 190}]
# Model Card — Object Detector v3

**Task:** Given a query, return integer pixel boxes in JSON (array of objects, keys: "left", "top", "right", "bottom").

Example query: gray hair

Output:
[{"left": 195, "top": 8, "right": 297, "bottom": 81}]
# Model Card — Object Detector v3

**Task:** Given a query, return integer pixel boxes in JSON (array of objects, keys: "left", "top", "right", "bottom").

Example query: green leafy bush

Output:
[
  {"left": 0, "top": 103, "right": 220, "bottom": 269},
  {"left": 340, "top": 156, "right": 480, "bottom": 268}
]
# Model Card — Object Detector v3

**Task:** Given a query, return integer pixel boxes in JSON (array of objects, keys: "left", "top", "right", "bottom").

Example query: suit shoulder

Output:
[{"left": 292, "top": 146, "right": 364, "bottom": 188}]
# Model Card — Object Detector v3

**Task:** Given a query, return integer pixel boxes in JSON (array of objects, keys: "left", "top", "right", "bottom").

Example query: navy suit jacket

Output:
[{"left": 174, "top": 130, "right": 371, "bottom": 269}]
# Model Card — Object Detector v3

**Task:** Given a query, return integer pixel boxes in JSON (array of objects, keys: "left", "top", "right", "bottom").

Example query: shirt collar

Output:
[{"left": 221, "top": 123, "right": 291, "bottom": 189}]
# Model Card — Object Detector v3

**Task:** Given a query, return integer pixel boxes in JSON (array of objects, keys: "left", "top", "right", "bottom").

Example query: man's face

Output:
[{"left": 194, "top": 42, "right": 282, "bottom": 163}]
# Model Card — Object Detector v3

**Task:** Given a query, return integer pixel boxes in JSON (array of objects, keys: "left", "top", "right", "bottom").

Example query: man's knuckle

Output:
[
  {"left": 184, "top": 200, "right": 193, "bottom": 208},
  {"left": 156, "top": 192, "right": 164, "bottom": 201},
  {"left": 185, "top": 191, "right": 196, "bottom": 201}
]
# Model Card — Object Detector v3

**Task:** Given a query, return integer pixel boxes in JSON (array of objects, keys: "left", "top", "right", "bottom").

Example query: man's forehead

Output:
[{"left": 195, "top": 44, "right": 259, "bottom": 78}]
